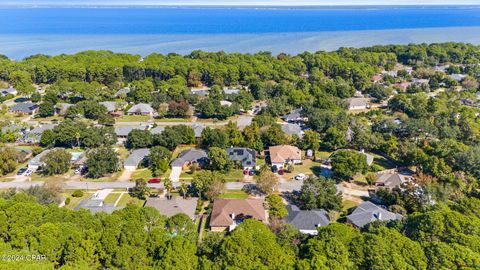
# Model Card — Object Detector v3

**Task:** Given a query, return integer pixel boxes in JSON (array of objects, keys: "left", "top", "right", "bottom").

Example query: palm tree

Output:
[
  {"left": 164, "top": 178, "right": 173, "bottom": 200},
  {"left": 179, "top": 182, "right": 188, "bottom": 199}
]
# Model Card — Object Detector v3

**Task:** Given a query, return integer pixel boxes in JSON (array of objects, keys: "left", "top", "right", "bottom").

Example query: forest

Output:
[{"left": 0, "top": 42, "right": 480, "bottom": 269}]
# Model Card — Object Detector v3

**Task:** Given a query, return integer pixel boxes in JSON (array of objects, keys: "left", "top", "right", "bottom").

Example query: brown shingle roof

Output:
[
  {"left": 210, "top": 199, "right": 266, "bottom": 227},
  {"left": 269, "top": 145, "right": 301, "bottom": 163}
]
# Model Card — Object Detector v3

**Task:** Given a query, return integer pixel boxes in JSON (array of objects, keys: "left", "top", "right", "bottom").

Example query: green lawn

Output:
[
  {"left": 116, "top": 114, "right": 151, "bottom": 122},
  {"left": 154, "top": 117, "right": 191, "bottom": 122},
  {"left": 342, "top": 200, "right": 360, "bottom": 214},
  {"left": 219, "top": 189, "right": 249, "bottom": 199},
  {"left": 282, "top": 160, "right": 324, "bottom": 180},
  {"left": 117, "top": 193, "right": 145, "bottom": 207},
  {"left": 371, "top": 154, "right": 397, "bottom": 171},
  {"left": 62, "top": 191, "right": 92, "bottom": 210},
  {"left": 224, "top": 169, "right": 245, "bottom": 181},
  {"left": 131, "top": 168, "right": 153, "bottom": 180},
  {"left": 316, "top": 151, "right": 332, "bottom": 160},
  {"left": 104, "top": 193, "right": 122, "bottom": 204},
  {"left": 83, "top": 171, "right": 122, "bottom": 182}
]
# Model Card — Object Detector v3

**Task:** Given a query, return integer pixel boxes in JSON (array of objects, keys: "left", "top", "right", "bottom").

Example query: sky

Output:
[{"left": 1, "top": 0, "right": 478, "bottom": 6}]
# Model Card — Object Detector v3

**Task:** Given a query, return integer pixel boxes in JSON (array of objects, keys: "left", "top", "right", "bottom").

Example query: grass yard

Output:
[
  {"left": 154, "top": 117, "right": 191, "bottom": 122},
  {"left": 62, "top": 191, "right": 91, "bottom": 210},
  {"left": 131, "top": 168, "right": 153, "bottom": 180},
  {"left": 315, "top": 151, "right": 332, "bottom": 160},
  {"left": 117, "top": 193, "right": 145, "bottom": 207},
  {"left": 371, "top": 153, "right": 397, "bottom": 171},
  {"left": 219, "top": 189, "right": 249, "bottom": 199},
  {"left": 30, "top": 170, "right": 74, "bottom": 182},
  {"left": 224, "top": 169, "right": 245, "bottom": 182},
  {"left": 104, "top": 193, "right": 122, "bottom": 204},
  {"left": 282, "top": 160, "right": 325, "bottom": 180},
  {"left": 116, "top": 114, "right": 151, "bottom": 122},
  {"left": 342, "top": 199, "right": 360, "bottom": 214},
  {"left": 83, "top": 171, "right": 122, "bottom": 182}
]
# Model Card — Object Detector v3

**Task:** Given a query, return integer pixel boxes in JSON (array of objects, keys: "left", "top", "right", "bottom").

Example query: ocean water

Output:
[{"left": 1, "top": 6, "right": 480, "bottom": 58}]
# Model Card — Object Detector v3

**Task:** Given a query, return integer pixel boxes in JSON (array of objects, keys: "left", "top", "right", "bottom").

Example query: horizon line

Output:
[{"left": 1, "top": 4, "right": 480, "bottom": 7}]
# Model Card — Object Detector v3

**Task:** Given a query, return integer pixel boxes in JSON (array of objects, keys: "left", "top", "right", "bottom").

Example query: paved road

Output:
[{"left": 0, "top": 179, "right": 305, "bottom": 192}]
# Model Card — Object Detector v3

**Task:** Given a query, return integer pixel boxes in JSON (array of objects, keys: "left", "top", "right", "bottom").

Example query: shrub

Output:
[
  {"left": 65, "top": 197, "right": 71, "bottom": 205},
  {"left": 72, "top": 190, "right": 84, "bottom": 197}
]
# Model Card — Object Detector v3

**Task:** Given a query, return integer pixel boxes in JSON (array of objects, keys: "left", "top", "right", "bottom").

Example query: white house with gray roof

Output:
[
  {"left": 346, "top": 201, "right": 403, "bottom": 228},
  {"left": 285, "top": 205, "right": 330, "bottom": 235},
  {"left": 100, "top": 101, "right": 117, "bottom": 113},
  {"left": 282, "top": 123, "right": 304, "bottom": 138},
  {"left": 28, "top": 149, "right": 53, "bottom": 170},
  {"left": 0, "top": 87, "right": 17, "bottom": 97},
  {"left": 127, "top": 103, "right": 155, "bottom": 116},
  {"left": 114, "top": 125, "right": 147, "bottom": 143},
  {"left": 9, "top": 103, "right": 39, "bottom": 115},
  {"left": 124, "top": 148, "right": 150, "bottom": 170},
  {"left": 115, "top": 87, "right": 130, "bottom": 97},
  {"left": 23, "top": 124, "right": 56, "bottom": 143},
  {"left": 145, "top": 197, "right": 198, "bottom": 220}
]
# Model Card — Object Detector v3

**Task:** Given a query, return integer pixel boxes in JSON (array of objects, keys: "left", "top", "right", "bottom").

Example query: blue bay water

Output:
[{"left": 1, "top": 6, "right": 480, "bottom": 58}]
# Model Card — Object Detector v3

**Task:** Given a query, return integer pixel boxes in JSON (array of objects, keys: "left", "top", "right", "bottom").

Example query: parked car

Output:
[
  {"left": 75, "top": 165, "right": 86, "bottom": 175},
  {"left": 248, "top": 170, "right": 255, "bottom": 176},
  {"left": 243, "top": 169, "right": 249, "bottom": 175},
  {"left": 25, "top": 169, "right": 33, "bottom": 176},
  {"left": 278, "top": 169, "right": 284, "bottom": 175},
  {"left": 271, "top": 165, "right": 278, "bottom": 173},
  {"left": 148, "top": 178, "right": 161, "bottom": 183},
  {"left": 17, "top": 167, "right": 27, "bottom": 175},
  {"left": 294, "top": 173, "right": 306, "bottom": 181}
]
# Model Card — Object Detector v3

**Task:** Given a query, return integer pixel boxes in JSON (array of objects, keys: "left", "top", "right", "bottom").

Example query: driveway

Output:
[
  {"left": 169, "top": 166, "right": 182, "bottom": 182},
  {"left": 118, "top": 169, "right": 133, "bottom": 182}
]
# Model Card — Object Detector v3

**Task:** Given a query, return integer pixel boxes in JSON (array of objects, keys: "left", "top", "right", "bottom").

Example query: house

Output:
[
  {"left": 124, "top": 148, "right": 150, "bottom": 170},
  {"left": 76, "top": 189, "right": 124, "bottom": 214},
  {"left": 227, "top": 147, "right": 256, "bottom": 170},
  {"left": 127, "top": 103, "right": 155, "bottom": 116},
  {"left": 375, "top": 172, "right": 412, "bottom": 189},
  {"left": 235, "top": 116, "right": 253, "bottom": 130},
  {"left": 346, "top": 201, "right": 403, "bottom": 228},
  {"left": 412, "top": 78, "right": 430, "bottom": 85},
  {"left": 220, "top": 100, "right": 232, "bottom": 107},
  {"left": 269, "top": 145, "right": 302, "bottom": 169},
  {"left": 372, "top": 75, "right": 383, "bottom": 83},
  {"left": 449, "top": 74, "right": 467, "bottom": 82},
  {"left": 170, "top": 149, "right": 209, "bottom": 170},
  {"left": 281, "top": 123, "right": 304, "bottom": 137},
  {"left": 223, "top": 87, "right": 240, "bottom": 95},
  {"left": 114, "top": 125, "right": 147, "bottom": 143},
  {"left": 345, "top": 98, "right": 369, "bottom": 110},
  {"left": 100, "top": 101, "right": 117, "bottom": 113},
  {"left": 23, "top": 124, "right": 56, "bottom": 143},
  {"left": 9, "top": 103, "right": 39, "bottom": 115},
  {"left": 115, "top": 87, "right": 130, "bottom": 97},
  {"left": 382, "top": 70, "right": 397, "bottom": 77},
  {"left": 192, "top": 123, "right": 205, "bottom": 138},
  {"left": 210, "top": 199, "right": 266, "bottom": 232},
  {"left": 27, "top": 149, "right": 53, "bottom": 170},
  {"left": 283, "top": 108, "right": 306, "bottom": 123},
  {"left": 0, "top": 87, "right": 18, "bottom": 97},
  {"left": 190, "top": 86, "right": 210, "bottom": 97},
  {"left": 145, "top": 197, "right": 198, "bottom": 220},
  {"left": 150, "top": 126, "right": 165, "bottom": 135},
  {"left": 285, "top": 205, "right": 330, "bottom": 235},
  {"left": 55, "top": 103, "right": 73, "bottom": 115},
  {"left": 1, "top": 124, "right": 22, "bottom": 134}
]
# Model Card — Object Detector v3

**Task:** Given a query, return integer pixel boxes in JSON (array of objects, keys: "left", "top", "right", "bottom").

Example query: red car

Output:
[
  {"left": 278, "top": 169, "right": 284, "bottom": 175},
  {"left": 148, "top": 178, "right": 161, "bottom": 183}
]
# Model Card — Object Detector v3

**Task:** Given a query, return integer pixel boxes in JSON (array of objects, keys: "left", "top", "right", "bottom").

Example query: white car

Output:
[
  {"left": 25, "top": 169, "right": 33, "bottom": 176},
  {"left": 294, "top": 173, "right": 306, "bottom": 181}
]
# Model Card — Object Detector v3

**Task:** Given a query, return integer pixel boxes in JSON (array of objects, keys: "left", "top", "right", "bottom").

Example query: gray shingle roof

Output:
[
  {"left": 114, "top": 125, "right": 146, "bottom": 137},
  {"left": 283, "top": 108, "right": 303, "bottom": 122},
  {"left": 115, "top": 87, "right": 130, "bottom": 96},
  {"left": 192, "top": 123, "right": 205, "bottom": 138},
  {"left": 0, "top": 87, "right": 17, "bottom": 96},
  {"left": 124, "top": 148, "right": 150, "bottom": 168},
  {"left": 75, "top": 199, "right": 124, "bottom": 214},
  {"left": 227, "top": 147, "right": 256, "bottom": 168},
  {"left": 281, "top": 123, "right": 303, "bottom": 136},
  {"left": 100, "top": 101, "right": 117, "bottom": 112},
  {"left": 28, "top": 149, "right": 53, "bottom": 167},
  {"left": 145, "top": 197, "right": 198, "bottom": 219},
  {"left": 150, "top": 126, "right": 165, "bottom": 135},
  {"left": 9, "top": 103, "right": 39, "bottom": 114},
  {"left": 170, "top": 149, "right": 209, "bottom": 167},
  {"left": 285, "top": 205, "right": 330, "bottom": 232},
  {"left": 376, "top": 173, "right": 409, "bottom": 189},
  {"left": 127, "top": 103, "right": 154, "bottom": 114},
  {"left": 346, "top": 201, "right": 402, "bottom": 228}
]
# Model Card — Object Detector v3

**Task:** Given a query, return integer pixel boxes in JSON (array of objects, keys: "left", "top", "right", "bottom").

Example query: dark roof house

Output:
[
  {"left": 170, "top": 149, "right": 209, "bottom": 168},
  {"left": 227, "top": 147, "right": 256, "bottom": 169},
  {"left": 9, "top": 103, "right": 39, "bottom": 114},
  {"left": 285, "top": 205, "right": 330, "bottom": 235}
]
